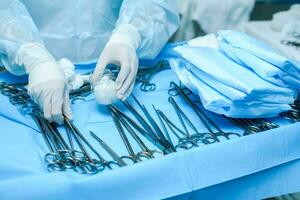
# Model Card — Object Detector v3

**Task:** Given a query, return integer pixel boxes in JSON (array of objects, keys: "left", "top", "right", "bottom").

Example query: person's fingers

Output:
[
  {"left": 122, "top": 81, "right": 135, "bottom": 101},
  {"left": 116, "top": 60, "right": 137, "bottom": 99},
  {"left": 91, "top": 56, "right": 108, "bottom": 84},
  {"left": 62, "top": 89, "right": 73, "bottom": 120},
  {"left": 40, "top": 91, "right": 53, "bottom": 122},
  {"left": 115, "top": 60, "right": 131, "bottom": 91},
  {"left": 51, "top": 86, "right": 64, "bottom": 125}
]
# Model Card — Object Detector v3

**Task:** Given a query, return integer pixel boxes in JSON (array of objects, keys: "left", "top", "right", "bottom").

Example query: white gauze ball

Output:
[{"left": 93, "top": 75, "right": 118, "bottom": 105}]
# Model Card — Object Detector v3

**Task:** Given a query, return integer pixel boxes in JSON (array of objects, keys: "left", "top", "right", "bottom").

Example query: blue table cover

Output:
[{"left": 0, "top": 68, "right": 300, "bottom": 200}]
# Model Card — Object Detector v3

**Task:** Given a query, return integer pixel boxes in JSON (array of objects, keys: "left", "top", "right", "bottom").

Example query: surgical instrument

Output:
[
  {"left": 168, "top": 82, "right": 192, "bottom": 97},
  {"left": 70, "top": 83, "right": 92, "bottom": 104},
  {"left": 136, "top": 60, "right": 170, "bottom": 92},
  {"left": 168, "top": 97, "right": 217, "bottom": 144},
  {"left": 155, "top": 109, "right": 196, "bottom": 150},
  {"left": 130, "top": 95, "right": 175, "bottom": 152},
  {"left": 228, "top": 118, "right": 279, "bottom": 136},
  {"left": 90, "top": 131, "right": 127, "bottom": 167},
  {"left": 122, "top": 100, "right": 175, "bottom": 154},
  {"left": 115, "top": 110, "right": 163, "bottom": 159},
  {"left": 280, "top": 110, "right": 300, "bottom": 123},
  {"left": 110, "top": 105, "right": 167, "bottom": 153},
  {"left": 169, "top": 82, "right": 241, "bottom": 140},
  {"left": 109, "top": 107, "right": 140, "bottom": 164},
  {"left": 109, "top": 105, "right": 161, "bottom": 162}
]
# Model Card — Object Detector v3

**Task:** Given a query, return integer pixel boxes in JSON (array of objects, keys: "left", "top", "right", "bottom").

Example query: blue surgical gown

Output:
[{"left": 0, "top": 0, "right": 179, "bottom": 75}]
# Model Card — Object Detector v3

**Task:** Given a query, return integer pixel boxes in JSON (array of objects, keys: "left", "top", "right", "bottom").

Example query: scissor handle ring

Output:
[
  {"left": 47, "top": 162, "right": 66, "bottom": 172},
  {"left": 92, "top": 159, "right": 106, "bottom": 172},
  {"left": 140, "top": 82, "right": 156, "bottom": 92},
  {"left": 71, "top": 150, "right": 86, "bottom": 162},
  {"left": 175, "top": 143, "right": 190, "bottom": 150},
  {"left": 44, "top": 153, "right": 61, "bottom": 164},
  {"left": 106, "top": 160, "right": 123, "bottom": 169},
  {"left": 121, "top": 155, "right": 136, "bottom": 165},
  {"left": 71, "top": 97, "right": 87, "bottom": 104},
  {"left": 137, "top": 151, "right": 152, "bottom": 160}
]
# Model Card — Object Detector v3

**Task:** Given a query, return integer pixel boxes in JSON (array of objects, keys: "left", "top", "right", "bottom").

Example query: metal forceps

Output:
[
  {"left": 155, "top": 109, "right": 195, "bottom": 150},
  {"left": 137, "top": 60, "right": 170, "bottom": 92},
  {"left": 168, "top": 97, "right": 216, "bottom": 145},
  {"left": 31, "top": 111, "right": 66, "bottom": 172},
  {"left": 169, "top": 82, "right": 241, "bottom": 140},
  {"left": 168, "top": 82, "right": 192, "bottom": 97},
  {"left": 228, "top": 118, "right": 261, "bottom": 136},
  {"left": 110, "top": 105, "right": 167, "bottom": 155},
  {"left": 291, "top": 102, "right": 300, "bottom": 111},
  {"left": 0, "top": 83, "right": 70, "bottom": 172},
  {"left": 90, "top": 131, "right": 127, "bottom": 168},
  {"left": 122, "top": 100, "right": 175, "bottom": 154},
  {"left": 228, "top": 118, "right": 279, "bottom": 136},
  {"left": 109, "top": 108, "right": 140, "bottom": 164},
  {"left": 70, "top": 83, "right": 92, "bottom": 104},
  {"left": 130, "top": 95, "right": 176, "bottom": 153},
  {"left": 64, "top": 119, "right": 111, "bottom": 174},
  {"left": 116, "top": 109, "right": 163, "bottom": 159},
  {"left": 280, "top": 110, "right": 300, "bottom": 123}
]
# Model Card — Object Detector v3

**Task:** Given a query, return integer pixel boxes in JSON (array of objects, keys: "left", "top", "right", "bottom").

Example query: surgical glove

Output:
[
  {"left": 92, "top": 24, "right": 141, "bottom": 100},
  {"left": 16, "top": 43, "right": 72, "bottom": 124}
]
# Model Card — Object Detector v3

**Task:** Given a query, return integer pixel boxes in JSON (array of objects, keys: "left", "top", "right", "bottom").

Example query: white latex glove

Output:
[
  {"left": 16, "top": 43, "right": 72, "bottom": 124},
  {"left": 91, "top": 24, "right": 141, "bottom": 100}
]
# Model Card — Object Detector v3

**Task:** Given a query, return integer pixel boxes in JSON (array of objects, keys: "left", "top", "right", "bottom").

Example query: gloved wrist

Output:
[
  {"left": 28, "top": 62, "right": 65, "bottom": 90},
  {"left": 15, "top": 42, "right": 56, "bottom": 73},
  {"left": 107, "top": 23, "right": 141, "bottom": 50}
]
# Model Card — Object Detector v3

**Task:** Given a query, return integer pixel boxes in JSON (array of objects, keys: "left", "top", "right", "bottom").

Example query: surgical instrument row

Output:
[
  {"left": 108, "top": 106, "right": 163, "bottom": 163},
  {"left": 228, "top": 118, "right": 280, "bottom": 136},
  {"left": 280, "top": 110, "right": 300, "bottom": 123},
  {"left": 168, "top": 82, "right": 242, "bottom": 141},
  {"left": 0, "top": 81, "right": 130, "bottom": 174}
]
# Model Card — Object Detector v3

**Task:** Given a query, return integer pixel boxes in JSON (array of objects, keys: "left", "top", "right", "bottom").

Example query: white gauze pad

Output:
[{"left": 93, "top": 74, "right": 118, "bottom": 105}]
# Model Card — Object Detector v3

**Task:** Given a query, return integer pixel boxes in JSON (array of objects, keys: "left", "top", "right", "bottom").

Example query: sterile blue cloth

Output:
[
  {"left": 173, "top": 46, "right": 296, "bottom": 104},
  {"left": 218, "top": 32, "right": 300, "bottom": 90},
  {"left": 158, "top": 31, "right": 300, "bottom": 118},
  {"left": 0, "top": 69, "right": 300, "bottom": 200},
  {"left": 168, "top": 57, "right": 292, "bottom": 118},
  {"left": 218, "top": 30, "right": 300, "bottom": 88}
]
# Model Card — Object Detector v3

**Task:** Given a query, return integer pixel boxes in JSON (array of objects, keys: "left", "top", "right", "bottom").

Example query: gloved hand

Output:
[
  {"left": 16, "top": 43, "right": 72, "bottom": 124},
  {"left": 91, "top": 24, "right": 141, "bottom": 100}
]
